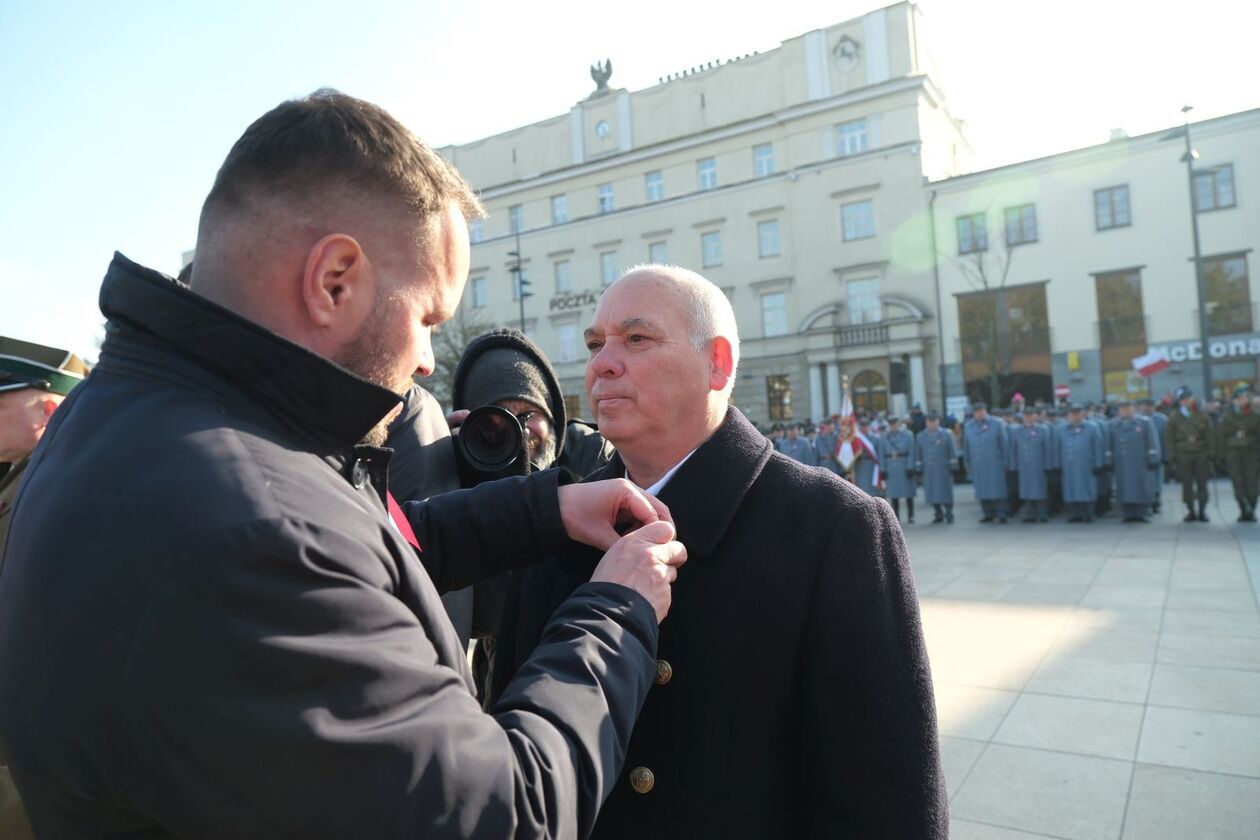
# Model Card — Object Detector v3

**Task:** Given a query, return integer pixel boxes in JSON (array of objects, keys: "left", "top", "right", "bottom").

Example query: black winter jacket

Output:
[{"left": 0, "top": 254, "right": 657, "bottom": 839}]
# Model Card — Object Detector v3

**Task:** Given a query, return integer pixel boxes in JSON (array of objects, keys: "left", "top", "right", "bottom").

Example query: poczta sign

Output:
[
  {"left": 550, "top": 291, "right": 598, "bottom": 312},
  {"left": 1148, "top": 334, "right": 1260, "bottom": 364}
]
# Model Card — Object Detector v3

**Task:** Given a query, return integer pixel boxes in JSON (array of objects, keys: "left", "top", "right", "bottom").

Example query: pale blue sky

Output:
[{"left": 2, "top": 0, "right": 1255, "bottom": 355}]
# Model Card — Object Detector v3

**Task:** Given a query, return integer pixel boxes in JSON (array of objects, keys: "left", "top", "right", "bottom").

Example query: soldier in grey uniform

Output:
[
  {"left": 1110, "top": 400, "right": 1161, "bottom": 523},
  {"left": 1056, "top": 404, "right": 1106, "bottom": 522},
  {"left": 963, "top": 402, "right": 1010, "bottom": 523},
  {"left": 879, "top": 416, "right": 917, "bottom": 523},
  {"left": 916, "top": 412, "right": 957, "bottom": 523},
  {"left": 779, "top": 423, "right": 817, "bottom": 465},
  {"left": 1008, "top": 411, "right": 1054, "bottom": 522},
  {"left": 854, "top": 417, "right": 881, "bottom": 496},
  {"left": 1139, "top": 397, "right": 1169, "bottom": 514},
  {"left": 814, "top": 419, "right": 840, "bottom": 474}
]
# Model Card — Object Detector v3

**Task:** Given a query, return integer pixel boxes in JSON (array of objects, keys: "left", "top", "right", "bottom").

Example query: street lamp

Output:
[
  {"left": 508, "top": 229, "right": 532, "bottom": 332},
  {"left": 1177, "top": 105, "right": 1214, "bottom": 401}
]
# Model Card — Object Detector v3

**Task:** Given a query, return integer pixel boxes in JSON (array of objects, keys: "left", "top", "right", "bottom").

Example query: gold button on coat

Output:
[
  {"left": 654, "top": 659, "right": 673, "bottom": 686},
  {"left": 629, "top": 766, "right": 655, "bottom": 794}
]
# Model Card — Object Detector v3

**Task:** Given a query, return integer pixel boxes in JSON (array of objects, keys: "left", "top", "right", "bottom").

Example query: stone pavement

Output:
[{"left": 903, "top": 479, "right": 1260, "bottom": 840}]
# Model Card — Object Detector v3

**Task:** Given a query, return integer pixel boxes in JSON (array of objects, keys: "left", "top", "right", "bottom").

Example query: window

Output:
[
  {"left": 701, "top": 231, "right": 722, "bottom": 267},
  {"left": 1096, "top": 270, "right": 1147, "bottom": 381},
  {"left": 1194, "top": 164, "right": 1236, "bottom": 212},
  {"left": 697, "top": 157, "right": 717, "bottom": 190},
  {"left": 957, "top": 283, "right": 1052, "bottom": 404},
  {"left": 597, "top": 183, "right": 614, "bottom": 214},
  {"left": 1004, "top": 203, "right": 1038, "bottom": 246},
  {"left": 508, "top": 204, "right": 524, "bottom": 234},
  {"left": 511, "top": 268, "right": 528, "bottom": 301},
  {"left": 1203, "top": 254, "right": 1252, "bottom": 335},
  {"left": 836, "top": 119, "right": 868, "bottom": 156},
  {"left": 557, "top": 321, "right": 578, "bottom": 363},
  {"left": 1094, "top": 185, "right": 1131, "bottom": 230},
  {"left": 753, "top": 143, "right": 775, "bottom": 177},
  {"left": 757, "top": 220, "right": 781, "bottom": 257},
  {"left": 852, "top": 370, "right": 888, "bottom": 413},
  {"left": 847, "top": 277, "right": 881, "bottom": 324},
  {"left": 648, "top": 241, "right": 668, "bottom": 264},
  {"left": 645, "top": 170, "right": 664, "bottom": 202},
  {"left": 471, "top": 276, "right": 486, "bottom": 308},
  {"left": 841, "top": 200, "right": 875, "bottom": 241},
  {"left": 554, "top": 260, "right": 572, "bottom": 293},
  {"left": 761, "top": 291, "right": 788, "bottom": 337},
  {"left": 469, "top": 219, "right": 483, "bottom": 244},
  {"left": 956, "top": 213, "right": 988, "bottom": 254},
  {"left": 551, "top": 194, "right": 568, "bottom": 225},
  {"left": 600, "top": 251, "right": 618, "bottom": 286},
  {"left": 766, "top": 375, "right": 792, "bottom": 421}
]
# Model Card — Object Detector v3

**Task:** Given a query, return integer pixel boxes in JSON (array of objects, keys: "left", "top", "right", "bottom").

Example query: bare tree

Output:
[
  {"left": 950, "top": 226, "right": 1017, "bottom": 406},
  {"left": 423, "top": 303, "right": 496, "bottom": 410}
]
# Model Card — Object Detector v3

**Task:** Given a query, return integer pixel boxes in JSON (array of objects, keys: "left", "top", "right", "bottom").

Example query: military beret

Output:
[
  {"left": 0, "top": 336, "right": 89, "bottom": 396},
  {"left": 972, "top": 401, "right": 989, "bottom": 411}
]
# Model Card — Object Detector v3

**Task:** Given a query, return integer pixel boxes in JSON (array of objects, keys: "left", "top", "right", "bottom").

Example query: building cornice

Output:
[{"left": 930, "top": 106, "right": 1260, "bottom": 191}]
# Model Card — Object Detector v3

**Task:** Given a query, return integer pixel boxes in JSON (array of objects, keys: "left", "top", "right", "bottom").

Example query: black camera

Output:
[{"left": 455, "top": 405, "right": 530, "bottom": 486}]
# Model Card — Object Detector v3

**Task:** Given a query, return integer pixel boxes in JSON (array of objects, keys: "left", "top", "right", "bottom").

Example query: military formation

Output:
[{"left": 767, "top": 383, "right": 1260, "bottom": 526}]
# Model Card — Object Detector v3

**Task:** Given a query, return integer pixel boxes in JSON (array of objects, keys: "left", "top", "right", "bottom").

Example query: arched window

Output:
[{"left": 852, "top": 369, "right": 888, "bottom": 413}]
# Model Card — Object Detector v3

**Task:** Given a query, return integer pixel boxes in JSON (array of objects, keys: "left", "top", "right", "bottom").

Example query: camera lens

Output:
[{"left": 458, "top": 406, "right": 524, "bottom": 472}]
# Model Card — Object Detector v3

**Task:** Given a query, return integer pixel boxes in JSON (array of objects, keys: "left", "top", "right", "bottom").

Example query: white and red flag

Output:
[
  {"left": 836, "top": 378, "right": 880, "bottom": 484},
  {"left": 1132, "top": 349, "right": 1171, "bottom": 378}
]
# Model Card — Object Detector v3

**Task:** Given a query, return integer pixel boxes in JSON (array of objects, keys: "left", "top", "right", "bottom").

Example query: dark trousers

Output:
[
  {"left": 980, "top": 498, "right": 1007, "bottom": 519},
  {"left": 890, "top": 498, "right": 915, "bottom": 520},
  {"left": 1226, "top": 452, "right": 1259, "bottom": 510},
  {"left": 1021, "top": 499, "right": 1046, "bottom": 520},
  {"left": 1177, "top": 453, "right": 1212, "bottom": 505}
]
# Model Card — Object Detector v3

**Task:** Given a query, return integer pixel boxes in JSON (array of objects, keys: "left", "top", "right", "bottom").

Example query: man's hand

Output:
[
  {"left": 591, "top": 520, "right": 687, "bottom": 623},
  {"left": 445, "top": 409, "right": 470, "bottom": 437},
  {"left": 559, "top": 479, "right": 673, "bottom": 551}
]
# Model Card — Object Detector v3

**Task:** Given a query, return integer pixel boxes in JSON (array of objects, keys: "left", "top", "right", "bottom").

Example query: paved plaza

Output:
[{"left": 907, "top": 479, "right": 1260, "bottom": 839}]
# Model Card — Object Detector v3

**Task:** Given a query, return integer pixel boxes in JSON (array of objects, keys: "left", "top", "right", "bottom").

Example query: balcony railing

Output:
[
  {"left": 1192, "top": 302, "right": 1258, "bottom": 337},
  {"left": 1097, "top": 315, "right": 1149, "bottom": 347},
  {"left": 836, "top": 322, "right": 889, "bottom": 347}
]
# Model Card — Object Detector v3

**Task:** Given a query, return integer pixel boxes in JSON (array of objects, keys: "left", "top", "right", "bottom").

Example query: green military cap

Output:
[
  {"left": 1233, "top": 382, "right": 1252, "bottom": 398},
  {"left": 0, "top": 337, "right": 90, "bottom": 396}
]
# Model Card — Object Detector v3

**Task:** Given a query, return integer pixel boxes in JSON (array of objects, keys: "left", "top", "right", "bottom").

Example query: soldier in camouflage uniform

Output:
[
  {"left": 1167, "top": 386, "right": 1216, "bottom": 522},
  {"left": 1215, "top": 383, "right": 1260, "bottom": 522}
]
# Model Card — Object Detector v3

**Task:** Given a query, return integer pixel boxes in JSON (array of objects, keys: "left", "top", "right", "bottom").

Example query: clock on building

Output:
[
  {"left": 595, "top": 119, "right": 611, "bottom": 138},
  {"left": 833, "top": 36, "right": 860, "bottom": 72}
]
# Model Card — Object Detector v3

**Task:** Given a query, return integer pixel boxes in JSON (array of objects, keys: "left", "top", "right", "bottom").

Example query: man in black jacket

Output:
[
  {"left": 0, "top": 90, "right": 687, "bottom": 838},
  {"left": 489, "top": 266, "right": 947, "bottom": 838}
]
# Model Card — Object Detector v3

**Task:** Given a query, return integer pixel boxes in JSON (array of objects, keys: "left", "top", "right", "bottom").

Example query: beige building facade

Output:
[
  {"left": 931, "top": 107, "right": 1260, "bottom": 408},
  {"left": 440, "top": 1, "right": 970, "bottom": 425}
]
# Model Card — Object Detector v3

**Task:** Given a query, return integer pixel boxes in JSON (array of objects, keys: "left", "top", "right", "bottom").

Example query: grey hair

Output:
[{"left": 614, "top": 264, "right": 741, "bottom": 387}]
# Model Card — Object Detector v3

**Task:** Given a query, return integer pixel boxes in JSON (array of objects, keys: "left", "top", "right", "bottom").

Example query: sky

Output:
[{"left": 2, "top": 0, "right": 1256, "bottom": 356}]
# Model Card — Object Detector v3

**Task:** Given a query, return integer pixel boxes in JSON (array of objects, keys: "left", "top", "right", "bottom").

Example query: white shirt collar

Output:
[{"left": 629, "top": 449, "right": 698, "bottom": 496}]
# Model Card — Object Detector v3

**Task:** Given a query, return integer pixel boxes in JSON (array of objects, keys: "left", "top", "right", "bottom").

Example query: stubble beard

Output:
[{"left": 337, "top": 292, "right": 411, "bottom": 447}]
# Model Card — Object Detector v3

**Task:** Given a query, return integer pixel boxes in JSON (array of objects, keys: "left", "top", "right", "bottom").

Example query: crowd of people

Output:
[{"left": 764, "top": 385, "right": 1260, "bottom": 526}]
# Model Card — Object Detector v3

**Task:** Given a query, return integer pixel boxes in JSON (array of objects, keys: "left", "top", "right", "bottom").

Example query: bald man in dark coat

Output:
[{"left": 489, "top": 267, "right": 946, "bottom": 838}]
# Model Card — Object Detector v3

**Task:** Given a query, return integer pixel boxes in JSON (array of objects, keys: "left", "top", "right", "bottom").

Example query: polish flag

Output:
[
  {"left": 836, "top": 380, "right": 880, "bottom": 484},
  {"left": 1132, "top": 349, "right": 1171, "bottom": 378}
]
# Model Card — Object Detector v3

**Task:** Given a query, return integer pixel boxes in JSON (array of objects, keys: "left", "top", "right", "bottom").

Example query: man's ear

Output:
[
  {"left": 301, "top": 234, "right": 370, "bottom": 328},
  {"left": 709, "top": 336, "right": 735, "bottom": 392}
]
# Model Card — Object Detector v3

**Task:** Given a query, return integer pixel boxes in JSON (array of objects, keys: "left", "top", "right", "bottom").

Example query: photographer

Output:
[{"left": 445, "top": 328, "right": 614, "bottom": 695}]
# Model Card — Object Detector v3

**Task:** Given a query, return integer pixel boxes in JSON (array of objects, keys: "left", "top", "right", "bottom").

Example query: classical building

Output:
[
  {"left": 439, "top": 1, "right": 970, "bottom": 424},
  {"left": 931, "top": 107, "right": 1260, "bottom": 408}
]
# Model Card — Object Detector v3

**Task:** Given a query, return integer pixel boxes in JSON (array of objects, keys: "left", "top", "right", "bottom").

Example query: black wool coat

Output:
[
  {"left": 0, "top": 254, "right": 658, "bottom": 839},
  {"left": 490, "top": 408, "right": 948, "bottom": 839}
]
